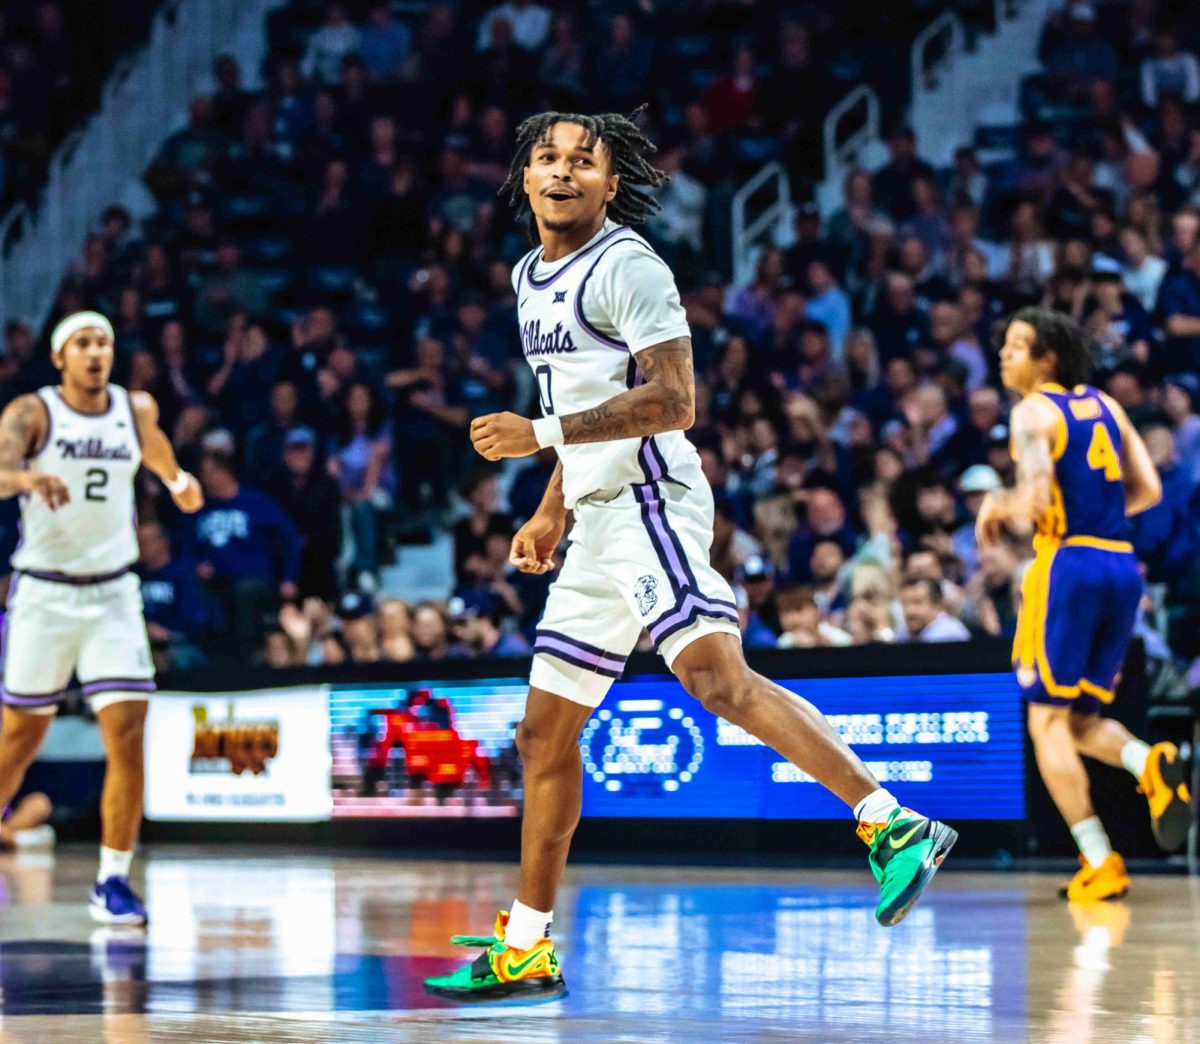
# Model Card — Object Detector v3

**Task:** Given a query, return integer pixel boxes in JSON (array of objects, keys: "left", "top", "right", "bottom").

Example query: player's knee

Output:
[
  {"left": 101, "top": 708, "right": 146, "bottom": 759},
  {"left": 515, "top": 717, "right": 574, "bottom": 772},
  {"left": 680, "top": 662, "right": 755, "bottom": 720},
  {"left": 0, "top": 714, "right": 50, "bottom": 765}
]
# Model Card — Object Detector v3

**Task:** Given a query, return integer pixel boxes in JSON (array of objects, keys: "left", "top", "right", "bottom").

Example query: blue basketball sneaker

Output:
[{"left": 90, "top": 876, "right": 148, "bottom": 925}]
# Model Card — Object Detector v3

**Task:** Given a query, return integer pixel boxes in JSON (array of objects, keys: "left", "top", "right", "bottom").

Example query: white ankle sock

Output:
[
  {"left": 854, "top": 788, "right": 900, "bottom": 824},
  {"left": 1069, "top": 816, "right": 1112, "bottom": 869},
  {"left": 505, "top": 899, "right": 552, "bottom": 951},
  {"left": 98, "top": 846, "right": 133, "bottom": 883},
  {"left": 1120, "top": 739, "right": 1151, "bottom": 781}
]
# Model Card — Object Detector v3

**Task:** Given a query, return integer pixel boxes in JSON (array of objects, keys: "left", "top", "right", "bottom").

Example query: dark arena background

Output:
[{"left": 1, "top": 0, "right": 1200, "bottom": 1040}]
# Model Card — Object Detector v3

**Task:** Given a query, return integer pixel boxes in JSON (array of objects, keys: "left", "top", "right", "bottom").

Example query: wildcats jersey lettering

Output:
[
  {"left": 11, "top": 385, "right": 141, "bottom": 578},
  {"left": 513, "top": 219, "right": 695, "bottom": 508}
]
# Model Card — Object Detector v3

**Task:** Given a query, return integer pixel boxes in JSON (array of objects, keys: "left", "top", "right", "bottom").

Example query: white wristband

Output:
[
  {"left": 165, "top": 470, "right": 192, "bottom": 495},
  {"left": 532, "top": 416, "right": 564, "bottom": 448}
]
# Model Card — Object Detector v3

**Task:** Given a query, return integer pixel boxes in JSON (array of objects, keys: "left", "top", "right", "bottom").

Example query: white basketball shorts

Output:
[
  {"left": 2, "top": 570, "right": 155, "bottom": 715},
  {"left": 531, "top": 474, "right": 741, "bottom": 707}
]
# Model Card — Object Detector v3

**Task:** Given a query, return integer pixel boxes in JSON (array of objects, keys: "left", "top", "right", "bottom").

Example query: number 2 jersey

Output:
[
  {"left": 513, "top": 219, "right": 697, "bottom": 509},
  {"left": 11, "top": 384, "right": 140, "bottom": 578},
  {"left": 1018, "top": 382, "right": 1130, "bottom": 550}
]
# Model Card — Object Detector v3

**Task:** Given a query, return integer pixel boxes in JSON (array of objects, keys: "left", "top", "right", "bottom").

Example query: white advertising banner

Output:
[{"left": 145, "top": 687, "right": 332, "bottom": 821}]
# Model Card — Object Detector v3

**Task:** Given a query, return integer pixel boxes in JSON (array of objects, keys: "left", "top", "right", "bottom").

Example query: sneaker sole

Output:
[
  {"left": 89, "top": 902, "right": 148, "bottom": 926},
  {"left": 1150, "top": 751, "right": 1192, "bottom": 853},
  {"left": 877, "top": 821, "right": 958, "bottom": 928},
  {"left": 424, "top": 974, "right": 567, "bottom": 1003}
]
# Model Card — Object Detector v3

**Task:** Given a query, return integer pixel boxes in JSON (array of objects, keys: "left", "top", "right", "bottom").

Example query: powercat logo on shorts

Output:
[
  {"left": 55, "top": 437, "right": 132, "bottom": 461},
  {"left": 522, "top": 318, "right": 577, "bottom": 357},
  {"left": 634, "top": 574, "right": 659, "bottom": 616}
]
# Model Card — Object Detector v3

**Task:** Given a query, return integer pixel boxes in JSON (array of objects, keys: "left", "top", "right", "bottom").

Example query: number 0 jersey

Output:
[
  {"left": 1017, "top": 382, "right": 1130, "bottom": 550},
  {"left": 513, "top": 219, "right": 696, "bottom": 509},
  {"left": 11, "top": 385, "right": 141, "bottom": 578}
]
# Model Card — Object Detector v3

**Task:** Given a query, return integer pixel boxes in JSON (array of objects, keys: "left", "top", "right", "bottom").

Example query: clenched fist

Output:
[
  {"left": 509, "top": 511, "right": 564, "bottom": 574},
  {"left": 471, "top": 412, "right": 539, "bottom": 461}
]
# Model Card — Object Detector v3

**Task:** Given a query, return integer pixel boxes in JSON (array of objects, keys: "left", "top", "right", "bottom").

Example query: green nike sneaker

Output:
[
  {"left": 858, "top": 807, "right": 958, "bottom": 927},
  {"left": 424, "top": 911, "right": 567, "bottom": 1002}
]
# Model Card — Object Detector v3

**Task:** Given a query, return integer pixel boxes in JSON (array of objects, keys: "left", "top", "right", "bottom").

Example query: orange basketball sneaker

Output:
[
  {"left": 424, "top": 910, "right": 566, "bottom": 1001},
  {"left": 1059, "top": 853, "right": 1130, "bottom": 903},
  {"left": 1138, "top": 742, "right": 1192, "bottom": 852}
]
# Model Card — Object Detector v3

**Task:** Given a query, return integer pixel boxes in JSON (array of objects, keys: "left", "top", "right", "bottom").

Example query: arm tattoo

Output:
[
  {"left": 0, "top": 396, "right": 42, "bottom": 499},
  {"left": 996, "top": 403, "right": 1053, "bottom": 523},
  {"left": 561, "top": 338, "right": 696, "bottom": 445}
]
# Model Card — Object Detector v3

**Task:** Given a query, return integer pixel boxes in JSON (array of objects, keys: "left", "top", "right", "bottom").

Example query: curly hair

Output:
[
  {"left": 499, "top": 107, "right": 666, "bottom": 240},
  {"left": 1004, "top": 306, "right": 1095, "bottom": 387}
]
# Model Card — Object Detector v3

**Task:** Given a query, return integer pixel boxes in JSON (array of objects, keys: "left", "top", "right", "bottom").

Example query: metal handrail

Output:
[
  {"left": 731, "top": 161, "right": 790, "bottom": 287},
  {"left": 822, "top": 84, "right": 880, "bottom": 185},
  {"left": 911, "top": 11, "right": 964, "bottom": 97}
]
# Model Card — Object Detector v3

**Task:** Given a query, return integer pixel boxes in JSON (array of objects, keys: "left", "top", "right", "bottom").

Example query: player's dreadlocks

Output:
[
  {"left": 500, "top": 106, "right": 667, "bottom": 240},
  {"left": 1005, "top": 306, "right": 1095, "bottom": 387}
]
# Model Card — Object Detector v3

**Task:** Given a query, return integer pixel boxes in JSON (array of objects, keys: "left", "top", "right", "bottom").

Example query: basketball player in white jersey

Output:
[
  {"left": 425, "top": 112, "right": 957, "bottom": 1001},
  {"left": 0, "top": 311, "right": 202, "bottom": 924}
]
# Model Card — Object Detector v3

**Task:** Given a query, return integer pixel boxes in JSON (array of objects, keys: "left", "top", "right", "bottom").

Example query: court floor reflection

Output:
[{"left": 0, "top": 847, "right": 1197, "bottom": 1042}]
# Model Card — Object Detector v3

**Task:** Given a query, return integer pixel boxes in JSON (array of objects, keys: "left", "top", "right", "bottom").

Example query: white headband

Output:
[{"left": 51, "top": 311, "right": 114, "bottom": 353}]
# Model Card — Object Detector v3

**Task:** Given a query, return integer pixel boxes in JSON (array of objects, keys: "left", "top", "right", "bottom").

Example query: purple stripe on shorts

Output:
[
  {"left": 18, "top": 566, "right": 131, "bottom": 586},
  {"left": 639, "top": 438, "right": 665, "bottom": 482},
  {"left": 81, "top": 678, "right": 156, "bottom": 695},
  {"left": 533, "top": 634, "right": 625, "bottom": 675},
  {"left": 536, "top": 629, "right": 625, "bottom": 664},
  {"left": 637, "top": 488, "right": 690, "bottom": 591},
  {"left": 648, "top": 593, "right": 739, "bottom": 644},
  {"left": 3, "top": 688, "right": 65, "bottom": 706},
  {"left": 648, "top": 603, "right": 739, "bottom": 650},
  {"left": 533, "top": 643, "right": 624, "bottom": 679}
]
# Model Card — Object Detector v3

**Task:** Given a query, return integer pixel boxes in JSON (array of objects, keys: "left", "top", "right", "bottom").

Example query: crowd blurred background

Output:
[{"left": 0, "top": 0, "right": 1197, "bottom": 689}]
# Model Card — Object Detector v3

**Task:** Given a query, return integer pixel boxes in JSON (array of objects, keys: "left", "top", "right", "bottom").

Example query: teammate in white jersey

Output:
[
  {"left": 0, "top": 311, "right": 203, "bottom": 924},
  {"left": 425, "top": 112, "right": 957, "bottom": 1002}
]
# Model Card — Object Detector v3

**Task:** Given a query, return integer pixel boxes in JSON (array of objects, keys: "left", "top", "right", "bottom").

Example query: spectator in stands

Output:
[
  {"left": 137, "top": 521, "right": 209, "bottom": 671},
  {"left": 538, "top": 11, "right": 587, "bottom": 107},
  {"left": 705, "top": 45, "right": 757, "bottom": 134},
  {"left": 328, "top": 382, "right": 393, "bottom": 592},
  {"left": 1130, "top": 425, "right": 1200, "bottom": 599},
  {"left": 1159, "top": 238, "right": 1200, "bottom": 374},
  {"left": 872, "top": 127, "right": 936, "bottom": 223},
  {"left": 1045, "top": 3, "right": 1118, "bottom": 103},
  {"left": 1086, "top": 263, "right": 1152, "bottom": 369},
  {"left": 193, "top": 242, "right": 268, "bottom": 337},
  {"left": 929, "top": 301, "right": 988, "bottom": 391},
  {"left": 207, "top": 320, "right": 283, "bottom": 432},
  {"left": 827, "top": 168, "right": 887, "bottom": 253},
  {"left": 450, "top": 592, "right": 530, "bottom": 657},
  {"left": 194, "top": 450, "right": 301, "bottom": 660},
  {"left": 962, "top": 540, "right": 1020, "bottom": 638},
  {"left": 359, "top": 2, "right": 413, "bottom": 83},
  {"left": 1163, "top": 375, "right": 1200, "bottom": 483},
  {"left": 388, "top": 337, "right": 469, "bottom": 510},
  {"left": 411, "top": 601, "right": 460, "bottom": 661},
  {"left": 787, "top": 487, "right": 858, "bottom": 582},
  {"left": 377, "top": 598, "right": 415, "bottom": 661},
  {"left": 304, "top": 3, "right": 361, "bottom": 85},
  {"left": 899, "top": 576, "right": 970, "bottom": 642},
  {"left": 210, "top": 54, "right": 249, "bottom": 142},
  {"left": 144, "top": 96, "right": 225, "bottom": 202},
  {"left": 592, "top": 12, "right": 652, "bottom": 110},
  {"left": 245, "top": 381, "right": 301, "bottom": 481},
  {"left": 730, "top": 248, "right": 787, "bottom": 339},
  {"left": 268, "top": 426, "right": 343, "bottom": 602},
  {"left": 335, "top": 591, "right": 381, "bottom": 663},
  {"left": 804, "top": 260, "right": 851, "bottom": 361},
  {"left": 476, "top": 0, "right": 551, "bottom": 53},
  {"left": 646, "top": 141, "right": 707, "bottom": 284},
  {"left": 1140, "top": 25, "right": 1200, "bottom": 109},
  {"left": 776, "top": 585, "right": 852, "bottom": 648},
  {"left": 953, "top": 464, "right": 1002, "bottom": 578},
  {"left": 1120, "top": 224, "right": 1168, "bottom": 311}
]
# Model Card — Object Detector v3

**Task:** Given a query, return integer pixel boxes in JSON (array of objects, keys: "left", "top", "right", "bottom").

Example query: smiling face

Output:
[
  {"left": 523, "top": 121, "right": 618, "bottom": 236},
  {"left": 54, "top": 326, "right": 114, "bottom": 393}
]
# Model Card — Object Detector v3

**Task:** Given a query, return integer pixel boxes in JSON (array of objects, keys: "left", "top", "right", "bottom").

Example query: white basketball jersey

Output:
[
  {"left": 514, "top": 220, "right": 697, "bottom": 508},
  {"left": 11, "top": 385, "right": 141, "bottom": 578}
]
